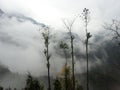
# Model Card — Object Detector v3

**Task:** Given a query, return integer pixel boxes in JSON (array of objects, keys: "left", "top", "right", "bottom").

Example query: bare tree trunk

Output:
[
  {"left": 86, "top": 38, "right": 89, "bottom": 90},
  {"left": 47, "top": 44, "right": 51, "bottom": 90},
  {"left": 85, "top": 18, "right": 89, "bottom": 90},
  {"left": 85, "top": 32, "right": 91, "bottom": 90},
  {"left": 62, "top": 19, "right": 76, "bottom": 90},
  {"left": 71, "top": 35, "right": 75, "bottom": 90},
  {"left": 82, "top": 8, "right": 91, "bottom": 90},
  {"left": 65, "top": 63, "right": 68, "bottom": 90},
  {"left": 64, "top": 51, "right": 68, "bottom": 90},
  {"left": 48, "top": 61, "right": 51, "bottom": 90},
  {"left": 42, "top": 29, "right": 51, "bottom": 90}
]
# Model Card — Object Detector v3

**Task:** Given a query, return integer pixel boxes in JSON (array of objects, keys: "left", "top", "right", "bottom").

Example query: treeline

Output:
[
  {"left": 0, "top": 8, "right": 119, "bottom": 90},
  {"left": 0, "top": 71, "right": 83, "bottom": 90},
  {"left": 0, "top": 8, "right": 87, "bottom": 90},
  {"left": 40, "top": 8, "right": 90, "bottom": 90}
]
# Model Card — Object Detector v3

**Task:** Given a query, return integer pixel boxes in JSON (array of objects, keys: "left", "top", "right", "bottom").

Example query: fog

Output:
[{"left": 0, "top": 1, "right": 120, "bottom": 89}]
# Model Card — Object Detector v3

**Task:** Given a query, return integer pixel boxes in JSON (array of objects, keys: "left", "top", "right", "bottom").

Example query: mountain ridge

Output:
[{"left": 0, "top": 8, "right": 46, "bottom": 27}]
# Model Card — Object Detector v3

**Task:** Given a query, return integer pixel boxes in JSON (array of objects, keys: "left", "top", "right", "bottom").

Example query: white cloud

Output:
[{"left": 0, "top": 0, "right": 120, "bottom": 76}]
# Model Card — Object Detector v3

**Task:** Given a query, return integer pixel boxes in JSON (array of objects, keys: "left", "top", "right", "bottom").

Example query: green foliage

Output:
[
  {"left": 53, "top": 78, "right": 62, "bottom": 90},
  {"left": 0, "top": 86, "right": 3, "bottom": 90},
  {"left": 57, "top": 65, "right": 76, "bottom": 90},
  {"left": 76, "top": 84, "right": 83, "bottom": 90},
  {"left": 60, "top": 41, "right": 69, "bottom": 49},
  {"left": 63, "top": 18, "right": 76, "bottom": 90},
  {"left": 25, "top": 73, "right": 44, "bottom": 90}
]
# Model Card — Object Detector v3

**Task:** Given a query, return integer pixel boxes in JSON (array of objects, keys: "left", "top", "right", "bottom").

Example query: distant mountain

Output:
[
  {"left": 0, "top": 8, "right": 47, "bottom": 48},
  {"left": 0, "top": 8, "right": 120, "bottom": 90},
  {"left": 0, "top": 64, "right": 25, "bottom": 89},
  {"left": 0, "top": 64, "right": 10, "bottom": 76},
  {"left": 0, "top": 9, "right": 4, "bottom": 16},
  {"left": 8, "top": 14, "right": 46, "bottom": 27},
  {"left": 0, "top": 9, "right": 46, "bottom": 27}
]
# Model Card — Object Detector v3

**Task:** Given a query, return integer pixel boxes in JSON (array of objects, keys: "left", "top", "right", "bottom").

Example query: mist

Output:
[{"left": 0, "top": 1, "right": 120, "bottom": 89}]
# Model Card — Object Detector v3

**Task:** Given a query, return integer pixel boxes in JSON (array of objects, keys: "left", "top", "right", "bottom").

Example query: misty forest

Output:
[{"left": 0, "top": 1, "right": 120, "bottom": 90}]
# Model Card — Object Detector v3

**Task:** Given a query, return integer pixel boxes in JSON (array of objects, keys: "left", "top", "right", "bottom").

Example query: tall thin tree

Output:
[
  {"left": 42, "top": 27, "right": 51, "bottom": 90},
  {"left": 63, "top": 19, "right": 76, "bottom": 90},
  {"left": 81, "top": 8, "right": 92, "bottom": 90}
]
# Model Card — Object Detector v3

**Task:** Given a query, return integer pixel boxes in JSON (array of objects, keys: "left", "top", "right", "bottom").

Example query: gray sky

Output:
[
  {"left": 0, "top": 0, "right": 120, "bottom": 29},
  {"left": 0, "top": 0, "right": 120, "bottom": 76}
]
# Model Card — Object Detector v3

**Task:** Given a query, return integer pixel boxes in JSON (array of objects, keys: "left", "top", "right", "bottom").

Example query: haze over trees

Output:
[
  {"left": 0, "top": 7, "right": 120, "bottom": 90},
  {"left": 42, "top": 27, "right": 51, "bottom": 90}
]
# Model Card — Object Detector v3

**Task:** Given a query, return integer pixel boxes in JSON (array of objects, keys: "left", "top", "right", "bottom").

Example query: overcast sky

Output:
[
  {"left": 0, "top": 0, "right": 120, "bottom": 29},
  {"left": 0, "top": 0, "right": 120, "bottom": 76}
]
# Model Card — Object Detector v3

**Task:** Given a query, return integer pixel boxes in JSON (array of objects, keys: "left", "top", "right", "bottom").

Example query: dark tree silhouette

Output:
[
  {"left": 0, "top": 86, "right": 3, "bottom": 90},
  {"left": 14, "top": 88, "right": 17, "bottom": 90},
  {"left": 81, "top": 8, "right": 92, "bottom": 90},
  {"left": 60, "top": 41, "right": 69, "bottom": 90},
  {"left": 104, "top": 19, "right": 120, "bottom": 45},
  {"left": 25, "top": 73, "right": 44, "bottom": 90},
  {"left": 63, "top": 18, "right": 76, "bottom": 90},
  {"left": 8, "top": 87, "right": 11, "bottom": 90},
  {"left": 104, "top": 19, "right": 120, "bottom": 70},
  {"left": 53, "top": 78, "right": 62, "bottom": 90},
  {"left": 42, "top": 27, "right": 51, "bottom": 90},
  {"left": 58, "top": 64, "right": 73, "bottom": 90},
  {"left": 76, "top": 82, "right": 83, "bottom": 90}
]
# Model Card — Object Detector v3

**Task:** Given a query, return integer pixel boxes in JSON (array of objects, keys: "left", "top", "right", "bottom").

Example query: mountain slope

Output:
[{"left": 0, "top": 9, "right": 45, "bottom": 27}]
